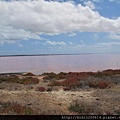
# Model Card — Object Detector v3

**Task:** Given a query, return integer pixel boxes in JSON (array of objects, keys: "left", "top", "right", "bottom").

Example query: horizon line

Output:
[{"left": 0, "top": 53, "right": 119, "bottom": 57}]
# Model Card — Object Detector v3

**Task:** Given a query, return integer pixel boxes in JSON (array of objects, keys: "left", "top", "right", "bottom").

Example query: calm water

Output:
[{"left": 0, "top": 54, "right": 120, "bottom": 75}]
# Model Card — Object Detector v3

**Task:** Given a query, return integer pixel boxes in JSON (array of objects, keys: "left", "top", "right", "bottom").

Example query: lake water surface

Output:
[{"left": 0, "top": 54, "right": 120, "bottom": 75}]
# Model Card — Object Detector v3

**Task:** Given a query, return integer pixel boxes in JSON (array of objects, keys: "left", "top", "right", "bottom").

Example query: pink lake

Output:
[{"left": 0, "top": 54, "right": 120, "bottom": 75}]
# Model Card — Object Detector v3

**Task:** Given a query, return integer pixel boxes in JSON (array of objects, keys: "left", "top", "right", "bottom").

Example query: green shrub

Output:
[
  {"left": 68, "top": 101, "right": 84, "bottom": 114},
  {"left": 24, "top": 108, "right": 33, "bottom": 115},
  {"left": 115, "top": 110, "right": 120, "bottom": 115}
]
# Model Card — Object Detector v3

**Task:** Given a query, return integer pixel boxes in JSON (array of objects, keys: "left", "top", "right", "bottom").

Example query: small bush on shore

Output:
[
  {"left": 88, "top": 81, "right": 111, "bottom": 89},
  {"left": 93, "top": 69, "right": 120, "bottom": 77},
  {"left": 48, "top": 81, "right": 62, "bottom": 86},
  {"left": 0, "top": 76, "right": 18, "bottom": 83},
  {"left": 42, "top": 72, "right": 89, "bottom": 81},
  {"left": 23, "top": 72, "right": 35, "bottom": 76},
  {"left": 115, "top": 110, "right": 120, "bottom": 115},
  {"left": 68, "top": 99, "right": 120, "bottom": 115},
  {"left": 46, "top": 88, "right": 52, "bottom": 92},
  {"left": 57, "top": 72, "right": 67, "bottom": 79},
  {"left": 48, "top": 77, "right": 82, "bottom": 90},
  {"left": 22, "top": 77, "right": 39, "bottom": 85},
  {"left": 42, "top": 72, "right": 59, "bottom": 80},
  {"left": 61, "top": 78, "right": 82, "bottom": 90},
  {"left": 63, "top": 87, "right": 71, "bottom": 91},
  {"left": 68, "top": 101, "right": 84, "bottom": 114},
  {"left": 37, "top": 87, "right": 46, "bottom": 92},
  {"left": 0, "top": 76, "right": 39, "bottom": 85}
]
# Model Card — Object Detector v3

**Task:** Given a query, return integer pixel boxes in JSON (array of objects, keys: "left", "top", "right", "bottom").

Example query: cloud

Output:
[
  {"left": 93, "top": 33, "right": 98, "bottom": 40},
  {"left": 109, "top": 0, "right": 120, "bottom": 3},
  {"left": 0, "top": 0, "right": 120, "bottom": 43},
  {"left": 74, "top": 41, "right": 120, "bottom": 52},
  {"left": 69, "top": 42, "right": 74, "bottom": 45},
  {"left": 72, "top": 41, "right": 120, "bottom": 53},
  {"left": 0, "top": 25, "right": 41, "bottom": 43},
  {"left": 68, "top": 33, "right": 77, "bottom": 36},
  {"left": 92, "top": 0, "right": 101, "bottom": 3},
  {"left": 96, "top": 42, "right": 120, "bottom": 46},
  {"left": 46, "top": 40, "right": 66, "bottom": 46},
  {"left": 80, "top": 40, "right": 85, "bottom": 45},
  {"left": 80, "top": 0, "right": 101, "bottom": 3},
  {"left": 17, "top": 43, "right": 23, "bottom": 47},
  {"left": 84, "top": 1, "right": 95, "bottom": 10},
  {"left": 109, "top": 33, "right": 120, "bottom": 40}
]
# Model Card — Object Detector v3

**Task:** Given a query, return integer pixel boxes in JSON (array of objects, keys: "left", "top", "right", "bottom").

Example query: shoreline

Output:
[{"left": 0, "top": 68, "right": 120, "bottom": 75}]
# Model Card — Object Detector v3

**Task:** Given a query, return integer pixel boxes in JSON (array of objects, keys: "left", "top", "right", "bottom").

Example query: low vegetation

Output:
[
  {"left": 68, "top": 101, "right": 85, "bottom": 114},
  {"left": 37, "top": 87, "right": 46, "bottom": 92},
  {"left": 23, "top": 72, "right": 36, "bottom": 76},
  {"left": 43, "top": 69, "right": 120, "bottom": 80},
  {"left": 88, "top": 81, "right": 111, "bottom": 89},
  {"left": 68, "top": 100, "right": 120, "bottom": 115},
  {"left": 22, "top": 77, "right": 39, "bottom": 85},
  {"left": 61, "top": 78, "right": 82, "bottom": 90},
  {"left": 0, "top": 69, "right": 120, "bottom": 115},
  {"left": 0, "top": 76, "right": 39, "bottom": 85},
  {"left": 44, "top": 69, "right": 120, "bottom": 90},
  {"left": 0, "top": 102, "right": 37, "bottom": 115},
  {"left": 42, "top": 72, "right": 59, "bottom": 80}
]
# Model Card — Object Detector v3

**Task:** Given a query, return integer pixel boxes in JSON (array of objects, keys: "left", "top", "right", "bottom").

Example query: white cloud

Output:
[
  {"left": 80, "top": 0, "right": 101, "bottom": 3},
  {"left": 0, "top": 0, "right": 120, "bottom": 43},
  {"left": 96, "top": 42, "right": 120, "bottom": 46},
  {"left": 109, "top": 0, "right": 120, "bottom": 3},
  {"left": 0, "top": 25, "right": 41, "bottom": 43},
  {"left": 68, "top": 33, "right": 77, "bottom": 36},
  {"left": 80, "top": 40, "right": 85, "bottom": 45},
  {"left": 94, "top": 33, "right": 98, "bottom": 40},
  {"left": 46, "top": 40, "right": 66, "bottom": 46},
  {"left": 66, "top": 0, "right": 75, "bottom": 4},
  {"left": 69, "top": 42, "right": 74, "bottom": 45},
  {"left": 109, "top": 33, "right": 120, "bottom": 40},
  {"left": 74, "top": 41, "right": 120, "bottom": 51},
  {"left": 84, "top": 1, "right": 95, "bottom": 10},
  {"left": 92, "top": 0, "right": 101, "bottom": 2},
  {"left": 50, "top": 40, "right": 120, "bottom": 53},
  {"left": 17, "top": 43, "right": 23, "bottom": 47}
]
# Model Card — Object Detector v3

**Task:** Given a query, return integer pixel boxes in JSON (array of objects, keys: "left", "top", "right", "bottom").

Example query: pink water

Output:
[{"left": 0, "top": 54, "right": 120, "bottom": 75}]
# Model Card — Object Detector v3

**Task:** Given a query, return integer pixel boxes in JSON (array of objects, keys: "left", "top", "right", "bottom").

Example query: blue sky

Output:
[{"left": 0, "top": 0, "right": 120, "bottom": 55}]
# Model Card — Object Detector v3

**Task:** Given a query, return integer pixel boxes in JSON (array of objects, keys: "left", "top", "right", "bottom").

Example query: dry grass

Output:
[
  {"left": 0, "top": 102, "right": 37, "bottom": 115},
  {"left": 68, "top": 99, "right": 120, "bottom": 115}
]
